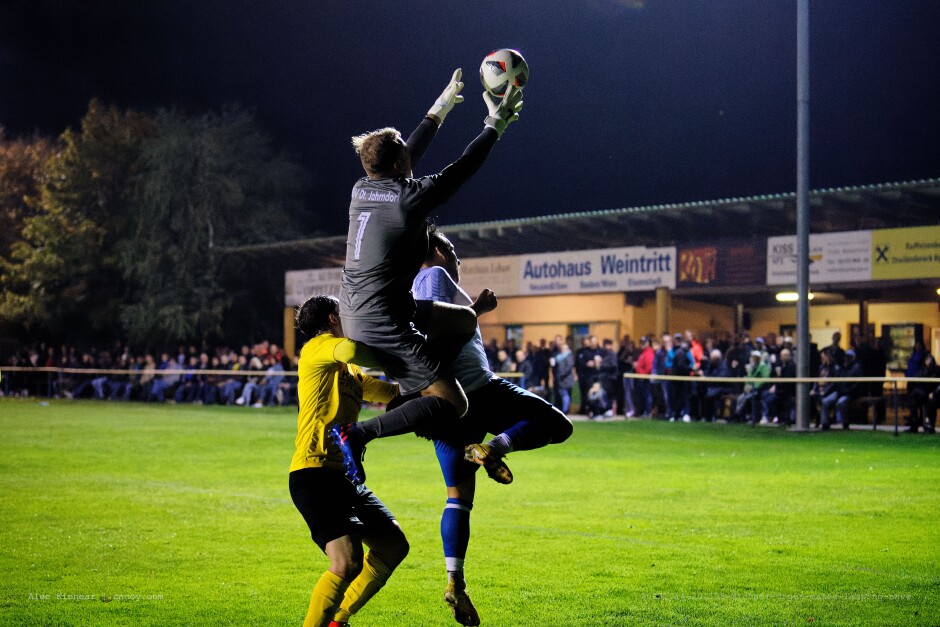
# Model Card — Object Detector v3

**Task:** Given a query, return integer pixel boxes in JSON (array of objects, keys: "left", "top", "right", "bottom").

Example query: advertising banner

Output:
[
  {"left": 285, "top": 268, "right": 342, "bottom": 307},
  {"left": 458, "top": 255, "right": 519, "bottom": 301},
  {"left": 766, "top": 230, "right": 872, "bottom": 285},
  {"left": 515, "top": 246, "right": 676, "bottom": 295},
  {"left": 678, "top": 241, "right": 765, "bottom": 287},
  {"left": 463, "top": 246, "right": 676, "bottom": 296},
  {"left": 871, "top": 225, "right": 940, "bottom": 280},
  {"left": 285, "top": 246, "right": 677, "bottom": 305}
]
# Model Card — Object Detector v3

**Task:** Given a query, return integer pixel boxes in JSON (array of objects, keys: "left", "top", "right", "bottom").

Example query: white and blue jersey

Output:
[{"left": 412, "top": 266, "right": 494, "bottom": 394}]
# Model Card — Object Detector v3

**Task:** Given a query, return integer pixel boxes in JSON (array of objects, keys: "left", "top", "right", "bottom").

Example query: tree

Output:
[
  {"left": 1, "top": 100, "right": 307, "bottom": 349},
  {"left": 0, "top": 103, "right": 154, "bottom": 341},
  {"left": 119, "top": 106, "right": 305, "bottom": 347},
  {"left": 0, "top": 128, "right": 56, "bottom": 260}
]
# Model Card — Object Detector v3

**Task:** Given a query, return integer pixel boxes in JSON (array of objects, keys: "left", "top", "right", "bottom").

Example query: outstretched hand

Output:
[
  {"left": 427, "top": 68, "right": 465, "bottom": 126},
  {"left": 483, "top": 86, "right": 523, "bottom": 136}
]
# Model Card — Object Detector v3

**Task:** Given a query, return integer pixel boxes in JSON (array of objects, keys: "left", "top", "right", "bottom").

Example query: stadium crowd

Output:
[
  {"left": 2, "top": 330, "right": 937, "bottom": 432},
  {"left": 1, "top": 340, "right": 297, "bottom": 408}
]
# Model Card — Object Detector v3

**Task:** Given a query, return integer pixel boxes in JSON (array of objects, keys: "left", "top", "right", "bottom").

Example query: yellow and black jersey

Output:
[{"left": 289, "top": 334, "right": 397, "bottom": 473}]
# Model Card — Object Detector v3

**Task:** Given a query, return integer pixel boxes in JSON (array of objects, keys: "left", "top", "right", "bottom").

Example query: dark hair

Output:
[
  {"left": 426, "top": 224, "right": 451, "bottom": 262},
  {"left": 296, "top": 295, "right": 338, "bottom": 336},
  {"left": 351, "top": 127, "right": 405, "bottom": 176}
]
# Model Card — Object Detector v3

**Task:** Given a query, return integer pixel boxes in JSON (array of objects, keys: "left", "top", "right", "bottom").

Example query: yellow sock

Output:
[
  {"left": 304, "top": 570, "right": 350, "bottom": 627},
  {"left": 332, "top": 552, "right": 393, "bottom": 623}
]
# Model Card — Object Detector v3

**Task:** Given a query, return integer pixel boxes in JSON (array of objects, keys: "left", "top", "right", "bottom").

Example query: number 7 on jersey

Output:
[{"left": 353, "top": 211, "right": 371, "bottom": 260}]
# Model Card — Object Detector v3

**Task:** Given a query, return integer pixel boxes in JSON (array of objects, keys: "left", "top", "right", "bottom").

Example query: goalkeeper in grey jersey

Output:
[{"left": 329, "top": 69, "right": 524, "bottom": 486}]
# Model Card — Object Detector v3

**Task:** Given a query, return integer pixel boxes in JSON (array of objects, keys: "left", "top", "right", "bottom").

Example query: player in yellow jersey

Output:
[{"left": 289, "top": 294, "right": 407, "bottom": 627}]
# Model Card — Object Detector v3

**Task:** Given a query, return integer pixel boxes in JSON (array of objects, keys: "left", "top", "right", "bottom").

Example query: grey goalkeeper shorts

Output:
[{"left": 342, "top": 302, "right": 440, "bottom": 395}]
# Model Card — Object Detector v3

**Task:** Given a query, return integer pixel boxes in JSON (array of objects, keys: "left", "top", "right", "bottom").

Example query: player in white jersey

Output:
[{"left": 412, "top": 226, "right": 573, "bottom": 626}]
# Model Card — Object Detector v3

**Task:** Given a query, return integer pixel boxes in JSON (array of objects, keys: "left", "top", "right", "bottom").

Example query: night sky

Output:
[{"left": 2, "top": 0, "right": 938, "bottom": 236}]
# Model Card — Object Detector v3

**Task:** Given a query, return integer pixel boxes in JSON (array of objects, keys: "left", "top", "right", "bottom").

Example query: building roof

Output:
[{"left": 219, "top": 178, "right": 940, "bottom": 272}]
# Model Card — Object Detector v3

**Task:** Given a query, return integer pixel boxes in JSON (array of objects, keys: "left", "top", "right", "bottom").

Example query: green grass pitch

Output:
[{"left": 1, "top": 399, "right": 938, "bottom": 626}]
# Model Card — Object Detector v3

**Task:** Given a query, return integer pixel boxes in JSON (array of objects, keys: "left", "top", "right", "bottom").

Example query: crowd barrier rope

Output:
[
  {"left": 621, "top": 372, "right": 940, "bottom": 436},
  {"left": 0, "top": 366, "right": 524, "bottom": 379},
  {"left": 3, "top": 366, "right": 936, "bottom": 435}
]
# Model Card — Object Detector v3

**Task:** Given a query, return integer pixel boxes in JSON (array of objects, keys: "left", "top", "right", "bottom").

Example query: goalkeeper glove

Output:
[
  {"left": 427, "top": 69, "right": 465, "bottom": 126},
  {"left": 483, "top": 86, "right": 523, "bottom": 137}
]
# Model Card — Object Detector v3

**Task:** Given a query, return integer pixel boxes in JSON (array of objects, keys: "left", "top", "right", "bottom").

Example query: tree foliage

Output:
[
  {"left": 0, "top": 128, "right": 56, "bottom": 259},
  {"left": 0, "top": 102, "right": 152, "bottom": 338},
  {"left": 120, "top": 106, "right": 305, "bottom": 347},
  {"left": 0, "top": 101, "right": 306, "bottom": 348}
]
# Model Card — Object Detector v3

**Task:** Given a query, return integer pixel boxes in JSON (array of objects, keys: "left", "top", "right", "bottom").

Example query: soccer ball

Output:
[{"left": 480, "top": 49, "right": 529, "bottom": 97}]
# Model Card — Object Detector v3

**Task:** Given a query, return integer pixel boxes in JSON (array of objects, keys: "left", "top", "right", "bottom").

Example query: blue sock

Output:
[
  {"left": 441, "top": 497, "right": 472, "bottom": 577},
  {"left": 500, "top": 420, "right": 552, "bottom": 452}
]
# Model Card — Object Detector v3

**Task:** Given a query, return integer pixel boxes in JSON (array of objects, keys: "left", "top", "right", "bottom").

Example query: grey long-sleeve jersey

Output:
[{"left": 340, "top": 119, "right": 498, "bottom": 325}]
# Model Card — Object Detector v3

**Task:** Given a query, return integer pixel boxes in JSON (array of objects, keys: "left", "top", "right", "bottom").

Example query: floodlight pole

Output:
[{"left": 794, "top": 0, "right": 811, "bottom": 430}]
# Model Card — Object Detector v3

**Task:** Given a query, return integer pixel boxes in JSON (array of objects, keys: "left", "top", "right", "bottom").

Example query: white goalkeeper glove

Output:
[
  {"left": 427, "top": 69, "right": 465, "bottom": 126},
  {"left": 483, "top": 86, "right": 523, "bottom": 137}
]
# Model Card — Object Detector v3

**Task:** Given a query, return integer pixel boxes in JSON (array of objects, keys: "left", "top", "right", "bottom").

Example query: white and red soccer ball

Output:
[{"left": 480, "top": 49, "right": 529, "bottom": 97}]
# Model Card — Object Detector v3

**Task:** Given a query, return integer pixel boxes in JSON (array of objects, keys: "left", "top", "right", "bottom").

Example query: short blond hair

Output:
[{"left": 351, "top": 127, "right": 404, "bottom": 176}]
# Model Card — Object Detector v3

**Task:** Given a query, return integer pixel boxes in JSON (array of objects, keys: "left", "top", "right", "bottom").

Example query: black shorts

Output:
[
  {"left": 289, "top": 467, "right": 397, "bottom": 552},
  {"left": 434, "top": 377, "right": 573, "bottom": 486}
]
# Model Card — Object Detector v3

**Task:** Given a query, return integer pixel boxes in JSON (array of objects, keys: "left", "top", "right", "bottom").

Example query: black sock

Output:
[{"left": 354, "top": 395, "right": 459, "bottom": 442}]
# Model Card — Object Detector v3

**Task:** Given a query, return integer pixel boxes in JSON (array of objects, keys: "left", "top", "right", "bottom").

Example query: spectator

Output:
[
  {"left": 905, "top": 340, "right": 927, "bottom": 378},
  {"left": 684, "top": 330, "right": 704, "bottom": 368},
  {"left": 278, "top": 354, "right": 301, "bottom": 407},
  {"left": 107, "top": 353, "right": 135, "bottom": 402},
  {"left": 193, "top": 352, "right": 211, "bottom": 403},
  {"left": 762, "top": 347, "right": 797, "bottom": 425},
  {"left": 550, "top": 335, "right": 575, "bottom": 414},
  {"left": 90, "top": 351, "right": 112, "bottom": 400},
  {"left": 514, "top": 349, "right": 534, "bottom": 390},
  {"left": 203, "top": 355, "right": 224, "bottom": 405},
  {"left": 735, "top": 351, "right": 770, "bottom": 424},
  {"left": 149, "top": 353, "right": 179, "bottom": 402},
  {"left": 907, "top": 353, "right": 940, "bottom": 433},
  {"left": 830, "top": 349, "right": 864, "bottom": 429},
  {"left": 68, "top": 353, "right": 97, "bottom": 399},
  {"left": 702, "top": 349, "right": 733, "bottom": 422},
  {"left": 856, "top": 335, "right": 888, "bottom": 425},
  {"left": 137, "top": 354, "right": 157, "bottom": 400},
  {"left": 753, "top": 337, "right": 769, "bottom": 364},
  {"left": 494, "top": 349, "right": 514, "bottom": 373},
  {"left": 575, "top": 336, "right": 600, "bottom": 413},
  {"left": 257, "top": 357, "right": 286, "bottom": 406},
  {"left": 764, "top": 332, "right": 780, "bottom": 364},
  {"left": 653, "top": 334, "right": 674, "bottom": 420},
  {"left": 815, "top": 351, "right": 843, "bottom": 430},
  {"left": 235, "top": 355, "right": 265, "bottom": 406},
  {"left": 684, "top": 331, "right": 705, "bottom": 421},
  {"left": 530, "top": 339, "right": 551, "bottom": 392},
  {"left": 823, "top": 331, "right": 846, "bottom": 369},
  {"left": 671, "top": 337, "right": 694, "bottom": 422},
  {"left": 598, "top": 339, "right": 618, "bottom": 417},
  {"left": 174, "top": 355, "right": 201, "bottom": 403},
  {"left": 617, "top": 335, "right": 636, "bottom": 418},
  {"left": 584, "top": 380, "right": 612, "bottom": 420},
  {"left": 633, "top": 336, "right": 655, "bottom": 417},
  {"left": 221, "top": 354, "right": 247, "bottom": 405}
]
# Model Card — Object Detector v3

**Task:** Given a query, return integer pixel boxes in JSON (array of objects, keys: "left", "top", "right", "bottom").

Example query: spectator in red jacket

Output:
[{"left": 633, "top": 336, "right": 655, "bottom": 417}]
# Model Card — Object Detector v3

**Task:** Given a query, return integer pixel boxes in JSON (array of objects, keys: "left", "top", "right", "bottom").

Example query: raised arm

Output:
[
  {"left": 414, "top": 87, "right": 524, "bottom": 213},
  {"left": 406, "top": 69, "right": 466, "bottom": 168}
]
